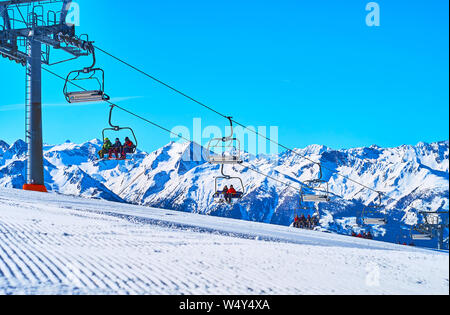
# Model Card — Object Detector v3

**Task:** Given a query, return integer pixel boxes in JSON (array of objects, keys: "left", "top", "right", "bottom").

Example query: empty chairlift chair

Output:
[
  {"left": 63, "top": 44, "right": 110, "bottom": 103},
  {"left": 410, "top": 212, "right": 440, "bottom": 241},
  {"left": 206, "top": 117, "right": 242, "bottom": 165},
  {"left": 360, "top": 192, "right": 387, "bottom": 226},
  {"left": 300, "top": 163, "right": 330, "bottom": 203}
]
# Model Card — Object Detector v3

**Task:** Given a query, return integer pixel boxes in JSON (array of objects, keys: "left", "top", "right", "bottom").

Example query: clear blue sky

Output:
[{"left": 0, "top": 0, "right": 448, "bottom": 153}]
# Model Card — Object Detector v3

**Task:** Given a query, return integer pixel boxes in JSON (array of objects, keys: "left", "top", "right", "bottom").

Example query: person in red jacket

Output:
[
  {"left": 293, "top": 214, "right": 300, "bottom": 228},
  {"left": 121, "top": 137, "right": 136, "bottom": 159},
  {"left": 225, "top": 185, "right": 237, "bottom": 203}
]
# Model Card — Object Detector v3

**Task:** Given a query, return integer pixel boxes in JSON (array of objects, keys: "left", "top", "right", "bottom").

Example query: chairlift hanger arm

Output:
[
  {"left": 108, "top": 105, "right": 120, "bottom": 130},
  {"left": 220, "top": 164, "right": 231, "bottom": 179},
  {"left": 223, "top": 116, "right": 234, "bottom": 141}
]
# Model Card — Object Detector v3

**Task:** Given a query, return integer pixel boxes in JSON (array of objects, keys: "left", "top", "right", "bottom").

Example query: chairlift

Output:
[
  {"left": 410, "top": 232, "right": 433, "bottom": 241},
  {"left": 300, "top": 164, "right": 330, "bottom": 203},
  {"left": 298, "top": 198, "right": 321, "bottom": 220},
  {"left": 63, "top": 44, "right": 110, "bottom": 103},
  {"left": 212, "top": 164, "right": 244, "bottom": 203},
  {"left": 293, "top": 194, "right": 321, "bottom": 229},
  {"left": 206, "top": 117, "right": 242, "bottom": 164},
  {"left": 101, "top": 105, "right": 138, "bottom": 160},
  {"left": 360, "top": 192, "right": 387, "bottom": 225},
  {"left": 410, "top": 224, "right": 433, "bottom": 240},
  {"left": 410, "top": 212, "right": 439, "bottom": 241}
]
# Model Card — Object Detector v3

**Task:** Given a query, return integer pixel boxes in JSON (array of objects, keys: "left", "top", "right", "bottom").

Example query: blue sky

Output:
[{"left": 0, "top": 0, "right": 448, "bottom": 153}]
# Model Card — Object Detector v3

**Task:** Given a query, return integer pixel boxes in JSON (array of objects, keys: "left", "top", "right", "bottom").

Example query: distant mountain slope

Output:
[{"left": 0, "top": 138, "right": 448, "bottom": 248}]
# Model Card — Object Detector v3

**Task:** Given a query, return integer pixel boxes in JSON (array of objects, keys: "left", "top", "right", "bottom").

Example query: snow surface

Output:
[{"left": 0, "top": 188, "right": 448, "bottom": 295}]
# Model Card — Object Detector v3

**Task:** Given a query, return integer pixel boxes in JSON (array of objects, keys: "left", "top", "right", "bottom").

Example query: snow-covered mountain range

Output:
[{"left": 0, "top": 138, "right": 448, "bottom": 248}]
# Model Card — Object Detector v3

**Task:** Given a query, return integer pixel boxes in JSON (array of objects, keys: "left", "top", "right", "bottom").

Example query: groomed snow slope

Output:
[{"left": 0, "top": 188, "right": 448, "bottom": 295}]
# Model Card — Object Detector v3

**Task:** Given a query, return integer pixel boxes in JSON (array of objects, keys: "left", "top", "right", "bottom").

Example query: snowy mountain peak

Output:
[{"left": 0, "top": 140, "right": 9, "bottom": 153}]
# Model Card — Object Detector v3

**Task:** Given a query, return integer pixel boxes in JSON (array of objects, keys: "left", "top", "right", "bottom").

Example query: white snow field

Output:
[{"left": 0, "top": 188, "right": 448, "bottom": 295}]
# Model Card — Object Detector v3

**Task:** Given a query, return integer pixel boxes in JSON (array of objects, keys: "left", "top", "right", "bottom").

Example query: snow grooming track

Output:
[{"left": 0, "top": 188, "right": 448, "bottom": 295}]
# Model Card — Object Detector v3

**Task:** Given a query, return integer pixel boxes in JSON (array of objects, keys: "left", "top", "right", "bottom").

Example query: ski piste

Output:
[{"left": 0, "top": 188, "right": 447, "bottom": 295}]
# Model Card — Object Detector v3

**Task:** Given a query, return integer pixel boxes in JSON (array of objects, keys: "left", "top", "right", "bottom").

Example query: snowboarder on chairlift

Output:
[
  {"left": 109, "top": 138, "right": 122, "bottom": 159},
  {"left": 98, "top": 138, "right": 112, "bottom": 159}
]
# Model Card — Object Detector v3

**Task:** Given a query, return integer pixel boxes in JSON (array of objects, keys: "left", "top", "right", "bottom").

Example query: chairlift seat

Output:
[
  {"left": 209, "top": 155, "right": 241, "bottom": 164},
  {"left": 411, "top": 234, "right": 432, "bottom": 241},
  {"left": 302, "top": 194, "right": 330, "bottom": 202},
  {"left": 213, "top": 191, "right": 243, "bottom": 199},
  {"left": 66, "top": 90, "right": 108, "bottom": 103},
  {"left": 363, "top": 218, "right": 387, "bottom": 225}
]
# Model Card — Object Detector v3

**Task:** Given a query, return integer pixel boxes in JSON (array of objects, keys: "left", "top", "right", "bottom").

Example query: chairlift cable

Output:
[
  {"left": 92, "top": 45, "right": 389, "bottom": 199},
  {"left": 42, "top": 66, "right": 423, "bottom": 216}
]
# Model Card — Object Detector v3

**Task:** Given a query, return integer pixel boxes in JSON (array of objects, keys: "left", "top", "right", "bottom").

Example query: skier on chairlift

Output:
[
  {"left": 98, "top": 137, "right": 112, "bottom": 159},
  {"left": 293, "top": 214, "right": 300, "bottom": 228},
  {"left": 121, "top": 137, "right": 136, "bottom": 159},
  {"left": 299, "top": 214, "right": 306, "bottom": 228},
  {"left": 220, "top": 185, "right": 229, "bottom": 203},
  {"left": 226, "top": 185, "right": 237, "bottom": 204},
  {"left": 109, "top": 138, "right": 122, "bottom": 159}
]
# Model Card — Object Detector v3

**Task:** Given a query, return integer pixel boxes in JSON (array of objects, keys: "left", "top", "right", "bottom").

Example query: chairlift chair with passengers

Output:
[
  {"left": 207, "top": 117, "right": 245, "bottom": 203},
  {"left": 101, "top": 105, "right": 138, "bottom": 160},
  {"left": 298, "top": 194, "right": 321, "bottom": 220},
  {"left": 212, "top": 164, "right": 245, "bottom": 203}
]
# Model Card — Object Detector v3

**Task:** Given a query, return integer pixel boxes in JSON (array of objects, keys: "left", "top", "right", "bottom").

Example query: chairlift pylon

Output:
[{"left": 63, "top": 43, "right": 110, "bottom": 103}]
